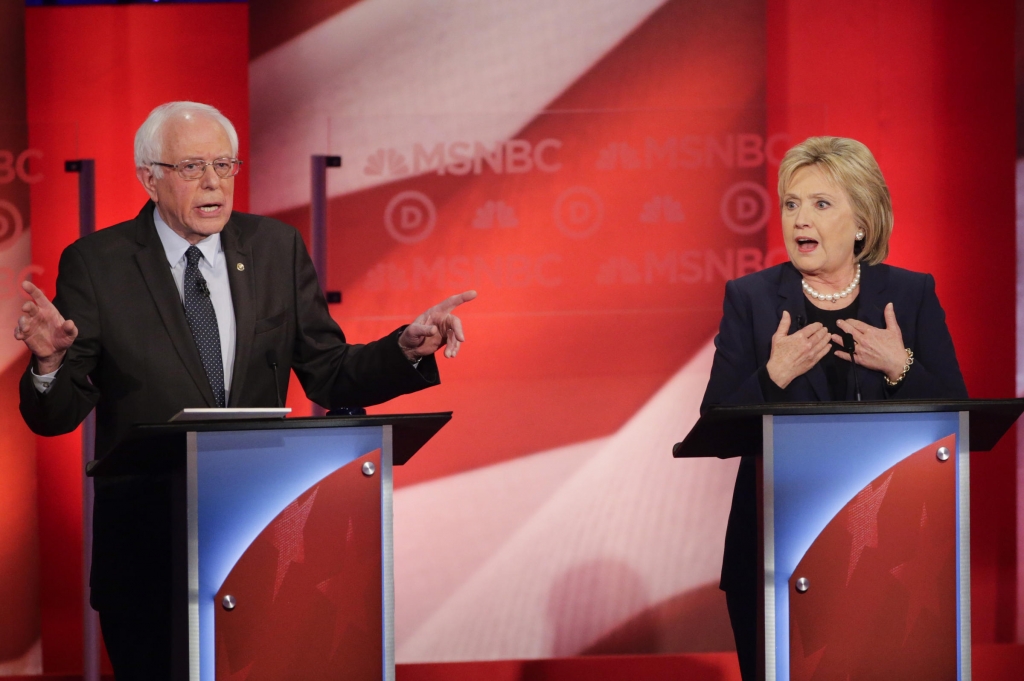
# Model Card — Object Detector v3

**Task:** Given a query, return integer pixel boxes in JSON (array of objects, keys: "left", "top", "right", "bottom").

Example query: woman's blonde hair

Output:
[{"left": 777, "top": 137, "right": 893, "bottom": 265}]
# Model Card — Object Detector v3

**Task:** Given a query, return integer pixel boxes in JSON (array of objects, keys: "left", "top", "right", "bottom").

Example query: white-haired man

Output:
[{"left": 15, "top": 102, "right": 474, "bottom": 679}]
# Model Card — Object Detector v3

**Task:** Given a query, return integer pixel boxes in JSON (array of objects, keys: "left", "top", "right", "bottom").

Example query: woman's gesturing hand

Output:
[
  {"left": 833, "top": 302, "right": 907, "bottom": 382},
  {"left": 765, "top": 311, "right": 832, "bottom": 389}
]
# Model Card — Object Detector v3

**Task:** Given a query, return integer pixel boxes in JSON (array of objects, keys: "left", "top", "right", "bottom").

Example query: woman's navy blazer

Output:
[{"left": 700, "top": 261, "right": 968, "bottom": 590}]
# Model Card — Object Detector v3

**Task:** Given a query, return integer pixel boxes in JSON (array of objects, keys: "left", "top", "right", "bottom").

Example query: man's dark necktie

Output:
[{"left": 183, "top": 245, "right": 225, "bottom": 407}]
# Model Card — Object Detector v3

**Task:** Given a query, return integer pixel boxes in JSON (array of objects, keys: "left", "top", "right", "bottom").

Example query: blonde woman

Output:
[{"left": 700, "top": 136, "right": 967, "bottom": 679}]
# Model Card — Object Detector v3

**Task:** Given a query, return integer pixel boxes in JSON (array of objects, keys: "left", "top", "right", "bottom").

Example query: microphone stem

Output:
[
  {"left": 851, "top": 350, "right": 862, "bottom": 401},
  {"left": 271, "top": 362, "right": 282, "bottom": 408}
]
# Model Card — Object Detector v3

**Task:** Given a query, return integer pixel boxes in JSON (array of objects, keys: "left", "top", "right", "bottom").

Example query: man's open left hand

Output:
[
  {"left": 14, "top": 280, "right": 78, "bottom": 374},
  {"left": 398, "top": 290, "right": 477, "bottom": 361}
]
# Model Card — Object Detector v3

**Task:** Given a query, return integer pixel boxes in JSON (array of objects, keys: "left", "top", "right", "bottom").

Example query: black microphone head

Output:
[
  {"left": 195, "top": 277, "right": 210, "bottom": 297},
  {"left": 846, "top": 331, "right": 862, "bottom": 400},
  {"left": 265, "top": 349, "right": 278, "bottom": 367}
]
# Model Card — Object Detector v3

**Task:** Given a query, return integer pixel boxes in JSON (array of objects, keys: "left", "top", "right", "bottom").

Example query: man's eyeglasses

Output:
[{"left": 151, "top": 158, "right": 243, "bottom": 181}]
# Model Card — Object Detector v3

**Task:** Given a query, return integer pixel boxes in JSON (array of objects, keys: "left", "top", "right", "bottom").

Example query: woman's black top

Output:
[
  {"left": 758, "top": 296, "right": 860, "bottom": 401},
  {"left": 804, "top": 297, "right": 859, "bottom": 400}
]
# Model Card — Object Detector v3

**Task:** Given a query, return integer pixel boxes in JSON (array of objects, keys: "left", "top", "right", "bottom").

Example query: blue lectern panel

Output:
[
  {"left": 770, "top": 412, "right": 961, "bottom": 681},
  {"left": 195, "top": 427, "right": 383, "bottom": 680}
]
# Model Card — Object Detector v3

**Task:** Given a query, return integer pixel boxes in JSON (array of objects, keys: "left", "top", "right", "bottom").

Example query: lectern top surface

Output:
[
  {"left": 87, "top": 412, "right": 452, "bottom": 477},
  {"left": 696, "top": 398, "right": 1021, "bottom": 418},
  {"left": 136, "top": 411, "right": 450, "bottom": 435},
  {"left": 674, "top": 398, "right": 1024, "bottom": 459},
  {"left": 169, "top": 407, "right": 292, "bottom": 421}
]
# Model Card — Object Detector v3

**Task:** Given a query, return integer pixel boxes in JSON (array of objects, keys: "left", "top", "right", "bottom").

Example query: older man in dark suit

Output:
[{"left": 15, "top": 101, "right": 474, "bottom": 679}]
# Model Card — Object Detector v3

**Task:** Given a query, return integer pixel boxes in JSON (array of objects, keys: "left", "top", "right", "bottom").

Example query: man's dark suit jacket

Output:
[
  {"left": 700, "top": 261, "right": 968, "bottom": 593},
  {"left": 20, "top": 202, "right": 439, "bottom": 608}
]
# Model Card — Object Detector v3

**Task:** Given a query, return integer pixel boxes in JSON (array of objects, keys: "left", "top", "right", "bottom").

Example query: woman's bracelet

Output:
[{"left": 884, "top": 348, "right": 914, "bottom": 386}]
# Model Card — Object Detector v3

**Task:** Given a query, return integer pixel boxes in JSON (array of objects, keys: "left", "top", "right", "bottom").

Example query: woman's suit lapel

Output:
[
  {"left": 775, "top": 264, "right": 830, "bottom": 401},
  {"left": 852, "top": 263, "right": 888, "bottom": 399}
]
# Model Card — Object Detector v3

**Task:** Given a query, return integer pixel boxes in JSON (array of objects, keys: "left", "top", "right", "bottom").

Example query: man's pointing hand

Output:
[{"left": 398, "top": 290, "right": 477, "bottom": 361}]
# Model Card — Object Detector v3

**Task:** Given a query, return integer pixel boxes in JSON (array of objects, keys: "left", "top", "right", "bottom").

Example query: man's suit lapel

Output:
[
  {"left": 221, "top": 220, "right": 255, "bottom": 407},
  {"left": 776, "top": 264, "right": 829, "bottom": 401},
  {"left": 133, "top": 203, "right": 218, "bottom": 407}
]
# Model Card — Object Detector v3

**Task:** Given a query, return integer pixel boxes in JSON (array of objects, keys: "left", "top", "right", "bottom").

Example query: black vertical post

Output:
[
  {"left": 310, "top": 155, "right": 328, "bottom": 287},
  {"left": 309, "top": 154, "right": 341, "bottom": 290},
  {"left": 65, "top": 159, "right": 98, "bottom": 681},
  {"left": 310, "top": 154, "right": 341, "bottom": 417}
]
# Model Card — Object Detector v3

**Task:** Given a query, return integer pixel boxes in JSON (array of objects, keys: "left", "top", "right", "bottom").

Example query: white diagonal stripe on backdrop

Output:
[
  {"left": 250, "top": 0, "right": 669, "bottom": 215},
  {"left": 393, "top": 437, "right": 605, "bottom": 648},
  {"left": 393, "top": 340, "right": 738, "bottom": 661}
]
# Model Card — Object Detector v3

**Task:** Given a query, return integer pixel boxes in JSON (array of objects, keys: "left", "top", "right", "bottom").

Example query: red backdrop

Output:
[{"left": 6, "top": 0, "right": 1021, "bottom": 678}]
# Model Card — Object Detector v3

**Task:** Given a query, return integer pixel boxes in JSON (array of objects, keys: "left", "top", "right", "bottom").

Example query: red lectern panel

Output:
[
  {"left": 788, "top": 435, "right": 956, "bottom": 680},
  {"left": 215, "top": 449, "right": 383, "bottom": 680}
]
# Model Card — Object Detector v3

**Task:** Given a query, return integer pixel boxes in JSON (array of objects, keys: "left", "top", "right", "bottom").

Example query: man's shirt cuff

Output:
[{"left": 31, "top": 365, "right": 60, "bottom": 394}]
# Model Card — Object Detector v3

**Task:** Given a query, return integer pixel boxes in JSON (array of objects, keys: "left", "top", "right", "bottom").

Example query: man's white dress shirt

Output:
[{"left": 34, "top": 206, "right": 237, "bottom": 400}]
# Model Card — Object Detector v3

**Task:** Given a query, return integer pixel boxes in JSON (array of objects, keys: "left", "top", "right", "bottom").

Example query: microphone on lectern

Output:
[{"left": 846, "top": 335, "right": 862, "bottom": 401}]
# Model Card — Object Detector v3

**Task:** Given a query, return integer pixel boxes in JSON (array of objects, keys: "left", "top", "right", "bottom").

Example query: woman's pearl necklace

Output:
[{"left": 802, "top": 264, "right": 861, "bottom": 303}]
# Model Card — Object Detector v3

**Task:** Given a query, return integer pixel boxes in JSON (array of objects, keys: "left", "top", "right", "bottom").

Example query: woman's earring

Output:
[{"left": 855, "top": 231, "right": 865, "bottom": 241}]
